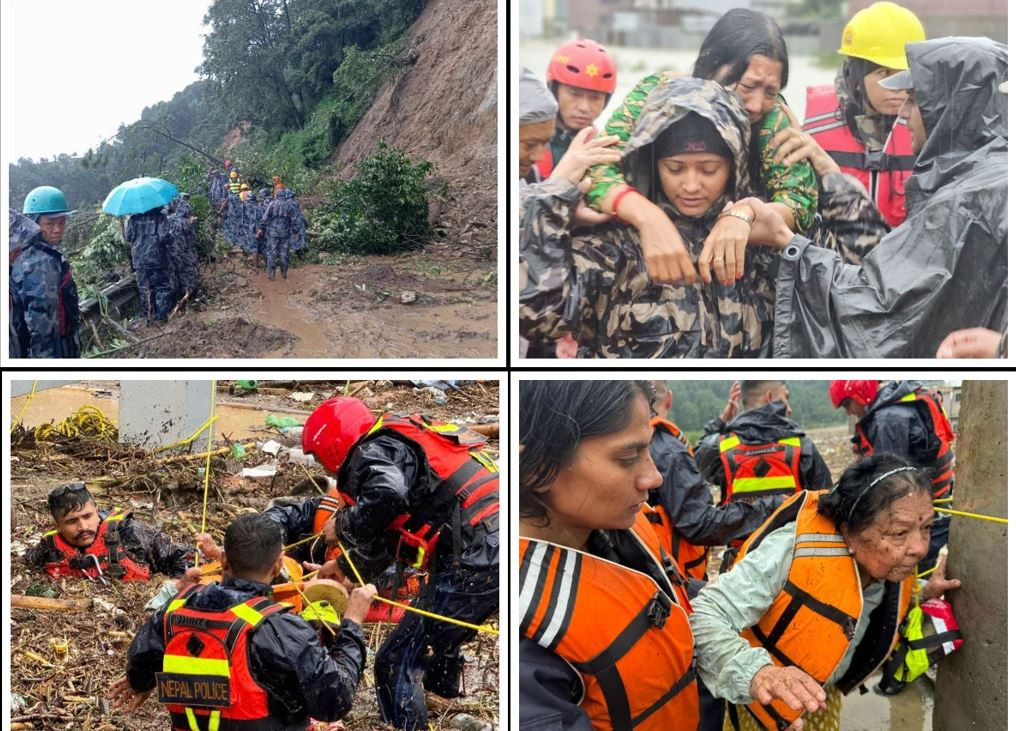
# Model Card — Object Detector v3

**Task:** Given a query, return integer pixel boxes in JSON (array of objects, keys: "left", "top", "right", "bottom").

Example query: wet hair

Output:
[
  {"left": 693, "top": 9, "right": 789, "bottom": 187},
  {"left": 520, "top": 380, "right": 655, "bottom": 522},
  {"left": 741, "top": 380, "right": 785, "bottom": 407},
  {"left": 818, "top": 454, "right": 933, "bottom": 534},
  {"left": 224, "top": 513, "right": 284, "bottom": 577},
  {"left": 48, "top": 483, "right": 95, "bottom": 521}
]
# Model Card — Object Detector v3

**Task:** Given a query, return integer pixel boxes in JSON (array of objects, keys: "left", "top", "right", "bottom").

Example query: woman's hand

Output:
[
  {"left": 625, "top": 206, "right": 696, "bottom": 285},
  {"left": 772, "top": 127, "right": 840, "bottom": 178},
  {"left": 750, "top": 664, "right": 827, "bottom": 727},
  {"left": 699, "top": 204, "right": 752, "bottom": 285},
  {"left": 570, "top": 178, "right": 613, "bottom": 229},
  {"left": 548, "top": 128, "right": 623, "bottom": 185},
  {"left": 720, "top": 381, "right": 741, "bottom": 423},
  {"left": 735, "top": 197, "right": 796, "bottom": 250},
  {"left": 921, "top": 553, "right": 962, "bottom": 602}
]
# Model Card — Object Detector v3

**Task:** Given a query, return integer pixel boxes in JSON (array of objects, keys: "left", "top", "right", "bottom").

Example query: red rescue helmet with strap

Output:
[
  {"left": 829, "top": 379, "right": 879, "bottom": 408},
  {"left": 547, "top": 39, "right": 617, "bottom": 94},
  {"left": 302, "top": 397, "right": 376, "bottom": 474}
]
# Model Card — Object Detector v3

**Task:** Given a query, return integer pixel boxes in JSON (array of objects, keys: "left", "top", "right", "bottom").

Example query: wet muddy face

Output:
[
  {"left": 847, "top": 492, "right": 934, "bottom": 582},
  {"left": 538, "top": 394, "right": 661, "bottom": 542},
  {"left": 57, "top": 502, "right": 101, "bottom": 548}
]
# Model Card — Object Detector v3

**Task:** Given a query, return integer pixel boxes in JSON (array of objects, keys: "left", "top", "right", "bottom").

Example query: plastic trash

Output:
[
  {"left": 230, "top": 442, "right": 248, "bottom": 459},
  {"left": 417, "top": 386, "right": 447, "bottom": 405},
  {"left": 261, "top": 439, "right": 283, "bottom": 456},
  {"left": 242, "top": 464, "right": 278, "bottom": 478},
  {"left": 266, "top": 414, "right": 302, "bottom": 429},
  {"left": 286, "top": 446, "right": 319, "bottom": 467},
  {"left": 235, "top": 380, "right": 258, "bottom": 391},
  {"left": 409, "top": 379, "right": 468, "bottom": 390},
  {"left": 289, "top": 392, "right": 316, "bottom": 402}
]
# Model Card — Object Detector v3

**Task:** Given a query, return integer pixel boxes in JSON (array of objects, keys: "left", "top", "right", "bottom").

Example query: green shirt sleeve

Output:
[
  {"left": 586, "top": 72, "right": 668, "bottom": 211},
  {"left": 757, "top": 101, "right": 818, "bottom": 232}
]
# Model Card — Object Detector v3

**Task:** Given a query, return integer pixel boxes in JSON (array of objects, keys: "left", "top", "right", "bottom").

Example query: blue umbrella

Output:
[{"left": 102, "top": 177, "right": 179, "bottom": 216}]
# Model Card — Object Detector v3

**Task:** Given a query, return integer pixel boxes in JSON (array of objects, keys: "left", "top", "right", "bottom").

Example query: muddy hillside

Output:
[{"left": 332, "top": 0, "right": 498, "bottom": 242}]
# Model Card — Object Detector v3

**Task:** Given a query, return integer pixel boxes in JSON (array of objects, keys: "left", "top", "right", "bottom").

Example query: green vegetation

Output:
[{"left": 310, "top": 141, "right": 438, "bottom": 255}]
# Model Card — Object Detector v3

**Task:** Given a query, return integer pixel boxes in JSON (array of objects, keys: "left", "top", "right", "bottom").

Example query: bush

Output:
[
  {"left": 311, "top": 141, "right": 433, "bottom": 255},
  {"left": 70, "top": 215, "right": 130, "bottom": 288}
]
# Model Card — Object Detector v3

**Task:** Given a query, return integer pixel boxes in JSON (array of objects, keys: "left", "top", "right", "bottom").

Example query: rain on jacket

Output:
[
  {"left": 127, "top": 577, "right": 366, "bottom": 728},
  {"left": 773, "top": 37, "right": 1008, "bottom": 357},
  {"left": 732, "top": 491, "right": 914, "bottom": 730},
  {"left": 853, "top": 380, "right": 955, "bottom": 497},
  {"left": 519, "top": 509, "right": 699, "bottom": 730},
  {"left": 519, "top": 78, "right": 779, "bottom": 358}
]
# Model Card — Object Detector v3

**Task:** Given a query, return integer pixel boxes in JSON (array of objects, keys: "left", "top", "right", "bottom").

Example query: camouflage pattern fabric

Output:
[
  {"left": 167, "top": 213, "right": 200, "bottom": 297},
  {"left": 586, "top": 72, "right": 818, "bottom": 233},
  {"left": 834, "top": 68, "right": 893, "bottom": 152},
  {"left": 259, "top": 189, "right": 304, "bottom": 274},
  {"left": 520, "top": 79, "right": 778, "bottom": 358},
  {"left": 126, "top": 210, "right": 174, "bottom": 321},
  {"left": 9, "top": 210, "right": 81, "bottom": 358},
  {"left": 135, "top": 267, "right": 174, "bottom": 321},
  {"left": 207, "top": 170, "right": 229, "bottom": 206},
  {"left": 811, "top": 172, "right": 890, "bottom": 265}
]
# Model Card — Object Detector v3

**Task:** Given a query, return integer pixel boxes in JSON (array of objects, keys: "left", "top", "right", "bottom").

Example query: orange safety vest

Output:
[
  {"left": 719, "top": 433, "right": 804, "bottom": 504},
  {"left": 339, "top": 413, "right": 499, "bottom": 569},
  {"left": 43, "top": 513, "right": 151, "bottom": 582},
  {"left": 854, "top": 390, "right": 955, "bottom": 497},
  {"left": 309, "top": 487, "right": 351, "bottom": 563},
  {"left": 158, "top": 583, "right": 290, "bottom": 730},
  {"left": 733, "top": 491, "right": 914, "bottom": 731},
  {"left": 803, "top": 84, "right": 914, "bottom": 228},
  {"left": 519, "top": 510, "right": 698, "bottom": 730},
  {"left": 644, "top": 504, "right": 708, "bottom": 582}
]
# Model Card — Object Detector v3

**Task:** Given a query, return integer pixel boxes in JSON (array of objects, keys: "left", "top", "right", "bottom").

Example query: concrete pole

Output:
[
  {"left": 932, "top": 380, "right": 1007, "bottom": 730},
  {"left": 119, "top": 381, "right": 215, "bottom": 450}
]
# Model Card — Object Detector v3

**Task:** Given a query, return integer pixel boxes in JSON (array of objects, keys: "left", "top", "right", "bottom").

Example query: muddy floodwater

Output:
[{"left": 841, "top": 678, "right": 934, "bottom": 731}]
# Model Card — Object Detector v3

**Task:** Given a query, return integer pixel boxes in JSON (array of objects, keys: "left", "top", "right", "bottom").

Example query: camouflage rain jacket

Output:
[
  {"left": 125, "top": 209, "right": 171, "bottom": 271},
  {"left": 773, "top": 37, "right": 1008, "bottom": 357},
  {"left": 519, "top": 78, "right": 779, "bottom": 358},
  {"left": 9, "top": 210, "right": 81, "bottom": 359},
  {"left": 259, "top": 189, "right": 306, "bottom": 250}
]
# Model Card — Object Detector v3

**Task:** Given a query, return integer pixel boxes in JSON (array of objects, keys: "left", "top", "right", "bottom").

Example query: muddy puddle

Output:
[
  {"left": 11, "top": 384, "right": 298, "bottom": 441},
  {"left": 840, "top": 678, "right": 934, "bottom": 731}
]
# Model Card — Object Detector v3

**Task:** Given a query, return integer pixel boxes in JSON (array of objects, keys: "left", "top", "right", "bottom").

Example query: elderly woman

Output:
[
  {"left": 584, "top": 9, "right": 819, "bottom": 286},
  {"left": 520, "top": 77, "right": 777, "bottom": 358},
  {"left": 519, "top": 380, "right": 699, "bottom": 730},
  {"left": 690, "top": 454, "right": 960, "bottom": 731}
]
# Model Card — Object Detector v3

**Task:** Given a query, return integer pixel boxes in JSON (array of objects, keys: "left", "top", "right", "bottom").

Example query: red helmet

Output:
[
  {"left": 829, "top": 380, "right": 879, "bottom": 408},
  {"left": 224, "top": 159, "right": 233, "bottom": 168},
  {"left": 547, "top": 39, "right": 617, "bottom": 94},
  {"left": 302, "top": 397, "right": 376, "bottom": 473}
]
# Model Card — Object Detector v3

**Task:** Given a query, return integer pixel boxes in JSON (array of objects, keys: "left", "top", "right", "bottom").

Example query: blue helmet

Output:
[{"left": 23, "top": 186, "right": 75, "bottom": 217}]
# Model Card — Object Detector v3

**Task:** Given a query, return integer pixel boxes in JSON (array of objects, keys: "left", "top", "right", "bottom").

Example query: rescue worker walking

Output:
[
  {"left": 300, "top": 397, "right": 499, "bottom": 730},
  {"left": 25, "top": 483, "right": 194, "bottom": 581},
  {"left": 525, "top": 38, "right": 617, "bottom": 182},
  {"left": 830, "top": 379, "right": 955, "bottom": 573},
  {"left": 125, "top": 205, "right": 175, "bottom": 322},
  {"left": 9, "top": 188, "right": 81, "bottom": 358},
  {"left": 167, "top": 197, "right": 200, "bottom": 301},
  {"left": 802, "top": 2, "right": 926, "bottom": 227},
  {"left": 257, "top": 188, "right": 305, "bottom": 280},
  {"left": 111, "top": 513, "right": 377, "bottom": 728}
]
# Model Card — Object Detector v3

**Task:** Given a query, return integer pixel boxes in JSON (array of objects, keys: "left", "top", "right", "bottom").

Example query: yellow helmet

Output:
[
  {"left": 838, "top": 2, "right": 926, "bottom": 70},
  {"left": 240, "top": 183, "right": 250, "bottom": 190},
  {"left": 230, "top": 171, "right": 239, "bottom": 179}
]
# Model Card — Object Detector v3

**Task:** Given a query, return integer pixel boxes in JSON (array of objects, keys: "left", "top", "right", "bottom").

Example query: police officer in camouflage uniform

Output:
[
  {"left": 125, "top": 206, "right": 175, "bottom": 322},
  {"left": 257, "top": 187, "right": 304, "bottom": 280},
  {"left": 9, "top": 188, "right": 81, "bottom": 358},
  {"left": 520, "top": 78, "right": 777, "bottom": 358},
  {"left": 167, "top": 197, "right": 200, "bottom": 300}
]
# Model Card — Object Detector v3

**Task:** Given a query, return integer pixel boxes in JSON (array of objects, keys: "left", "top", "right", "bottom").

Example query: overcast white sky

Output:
[{"left": 6, "top": 0, "right": 212, "bottom": 162}]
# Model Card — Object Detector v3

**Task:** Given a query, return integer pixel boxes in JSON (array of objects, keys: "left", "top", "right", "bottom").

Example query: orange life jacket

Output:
[
  {"left": 733, "top": 491, "right": 914, "bottom": 731},
  {"left": 309, "top": 487, "right": 351, "bottom": 563},
  {"left": 719, "top": 433, "right": 804, "bottom": 504},
  {"left": 644, "top": 504, "right": 708, "bottom": 582},
  {"left": 158, "top": 583, "right": 290, "bottom": 730},
  {"left": 519, "top": 510, "right": 698, "bottom": 730},
  {"left": 803, "top": 84, "right": 914, "bottom": 228},
  {"left": 651, "top": 415, "right": 692, "bottom": 454},
  {"left": 43, "top": 513, "right": 151, "bottom": 582},
  {"left": 339, "top": 414, "right": 499, "bottom": 569},
  {"left": 854, "top": 389, "right": 956, "bottom": 497}
]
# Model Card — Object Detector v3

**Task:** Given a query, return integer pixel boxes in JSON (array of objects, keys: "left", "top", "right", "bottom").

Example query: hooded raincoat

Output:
[
  {"left": 519, "top": 78, "right": 779, "bottom": 358},
  {"left": 772, "top": 37, "right": 1007, "bottom": 357}
]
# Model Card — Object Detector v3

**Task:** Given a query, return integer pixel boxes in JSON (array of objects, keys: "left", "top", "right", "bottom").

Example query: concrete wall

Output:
[
  {"left": 119, "top": 381, "right": 215, "bottom": 450},
  {"left": 932, "top": 380, "right": 1007, "bottom": 730}
]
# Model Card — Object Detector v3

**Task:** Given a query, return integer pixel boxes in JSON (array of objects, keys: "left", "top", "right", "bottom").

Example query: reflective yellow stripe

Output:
[
  {"left": 731, "top": 475, "right": 799, "bottom": 493},
  {"left": 367, "top": 415, "right": 385, "bottom": 435},
  {"left": 105, "top": 513, "right": 126, "bottom": 523},
  {"left": 778, "top": 437, "right": 801, "bottom": 447},
  {"left": 899, "top": 393, "right": 917, "bottom": 402},
  {"left": 231, "top": 602, "right": 269, "bottom": 627},
  {"left": 209, "top": 710, "right": 221, "bottom": 731},
  {"left": 165, "top": 598, "right": 189, "bottom": 614},
  {"left": 44, "top": 529, "right": 57, "bottom": 537},
  {"left": 471, "top": 450, "right": 499, "bottom": 473},
  {"left": 163, "top": 655, "right": 230, "bottom": 676},
  {"left": 184, "top": 707, "right": 201, "bottom": 731},
  {"left": 423, "top": 421, "right": 463, "bottom": 434},
  {"left": 719, "top": 435, "right": 740, "bottom": 452}
]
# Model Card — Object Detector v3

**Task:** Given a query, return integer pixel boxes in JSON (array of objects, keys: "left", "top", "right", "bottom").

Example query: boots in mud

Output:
[
  {"left": 268, "top": 266, "right": 276, "bottom": 281},
  {"left": 281, "top": 266, "right": 288, "bottom": 280}
]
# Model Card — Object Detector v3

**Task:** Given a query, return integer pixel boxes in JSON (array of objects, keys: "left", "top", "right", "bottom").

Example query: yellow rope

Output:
[
  {"left": 11, "top": 380, "right": 38, "bottom": 433},
  {"left": 932, "top": 498, "right": 954, "bottom": 503},
  {"left": 291, "top": 583, "right": 337, "bottom": 637},
  {"left": 334, "top": 538, "right": 499, "bottom": 636},
  {"left": 154, "top": 415, "right": 218, "bottom": 453},
  {"left": 934, "top": 507, "right": 1007, "bottom": 525},
  {"left": 33, "top": 405, "right": 118, "bottom": 443},
  {"left": 196, "top": 381, "right": 218, "bottom": 565}
]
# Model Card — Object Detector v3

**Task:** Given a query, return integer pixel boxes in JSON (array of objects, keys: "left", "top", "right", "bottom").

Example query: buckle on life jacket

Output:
[
  {"left": 661, "top": 553, "right": 685, "bottom": 588},
  {"left": 389, "top": 514, "right": 441, "bottom": 570},
  {"left": 864, "top": 150, "right": 887, "bottom": 171},
  {"left": 646, "top": 592, "right": 671, "bottom": 630}
]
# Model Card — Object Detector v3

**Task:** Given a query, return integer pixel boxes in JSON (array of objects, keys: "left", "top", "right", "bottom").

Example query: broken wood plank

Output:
[{"left": 12, "top": 595, "right": 90, "bottom": 612}]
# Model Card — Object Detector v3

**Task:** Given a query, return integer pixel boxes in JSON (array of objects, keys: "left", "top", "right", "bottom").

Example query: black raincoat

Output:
[
  {"left": 854, "top": 380, "right": 945, "bottom": 462},
  {"left": 695, "top": 401, "right": 833, "bottom": 492},
  {"left": 773, "top": 37, "right": 1007, "bottom": 357}
]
